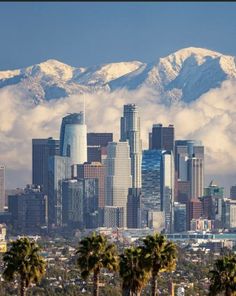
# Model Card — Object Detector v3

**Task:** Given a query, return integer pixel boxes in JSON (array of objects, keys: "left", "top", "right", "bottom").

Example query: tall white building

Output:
[
  {"left": 60, "top": 112, "right": 87, "bottom": 166},
  {"left": 0, "top": 166, "right": 5, "bottom": 211},
  {"left": 120, "top": 104, "right": 142, "bottom": 188},
  {"left": 162, "top": 151, "right": 175, "bottom": 233},
  {"left": 105, "top": 142, "right": 132, "bottom": 227}
]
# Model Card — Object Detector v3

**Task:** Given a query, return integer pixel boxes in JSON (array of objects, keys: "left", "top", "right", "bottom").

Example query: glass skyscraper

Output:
[
  {"left": 141, "top": 150, "right": 162, "bottom": 226},
  {"left": 32, "top": 137, "right": 60, "bottom": 194},
  {"left": 60, "top": 112, "right": 87, "bottom": 166}
]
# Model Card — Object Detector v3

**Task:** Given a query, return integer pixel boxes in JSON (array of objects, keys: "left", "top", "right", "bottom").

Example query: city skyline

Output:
[{"left": 0, "top": 3, "right": 235, "bottom": 195}]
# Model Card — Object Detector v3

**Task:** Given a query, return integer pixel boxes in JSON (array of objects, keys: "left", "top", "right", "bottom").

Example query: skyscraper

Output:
[
  {"left": 127, "top": 188, "right": 142, "bottom": 228},
  {"left": 87, "top": 133, "right": 113, "bottom": 163},
  {"left": 32, "top": 137, "right": 60, "bottom": 193},
  {"left": 173, "top": 202, "right": 187, "bottom": 233},
  {"left": 151, "top": 124, "right": 174, "bottom": 151},
  {"left": 222, "top": 199, "right": 236, "bottom": 229},
  {"left": 120, "top": 104, "right": 142, "bottom": 188},
  {"left": 0, "top": 166, "right": 5, "bottom": 211},
  {"left": 105, "top": 141, "right": 132, "bottom": 227},
  {"left": 230, "top": 185, "right": 236, "bottom": 200},
  {"left": 175, "top": 140, "right": 204, "bottom": 201},
  {"left": 187, "top": 157, "right": 204, "bottom": 199},
  {"left": 201, "top": 180, "right": 224, "bottom": 228},
  {"left": 162, "top": 151, "right": 175, "bottom": 233},
  {"left": 141, "top": 150, "right": 162, "bottom": 226},
  {"left": 175, "top": 140, "right": 204, "bottom": 180},
  {"left": 60, "top": 112, "right": 87, "bottom": 166},
  {"left": 77, "top": 162, "right": 106, "bottom": 208},
  {"left": 8, "top": 185, "right": 48, "bottom": 234},
  {"left": 48, "top": 155, "right": 71, "bottom": 227},
  {"left": 62, "top": 178, "right": 99, "bottom": 229}
]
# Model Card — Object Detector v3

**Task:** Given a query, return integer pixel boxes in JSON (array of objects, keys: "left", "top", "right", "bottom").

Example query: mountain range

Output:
[{"left": 1, "top": 47, "right": 236, "bottom": 104}]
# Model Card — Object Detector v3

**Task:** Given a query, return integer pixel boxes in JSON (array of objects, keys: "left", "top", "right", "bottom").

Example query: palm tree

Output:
[
  {"left": 142, "top": 233, "right": 177, "bottom": 296},
  {"left": 3, "top": 237, "right": 46, "bottom": 296},
  {"left": 119, "top": 246, "right": 150, "bottom": 296},
  {"left": 76, "top": 232, "right": 118, "bottom": 296},
  {"left": 209, "top": 254, "right": 236, "bottom": 296}
]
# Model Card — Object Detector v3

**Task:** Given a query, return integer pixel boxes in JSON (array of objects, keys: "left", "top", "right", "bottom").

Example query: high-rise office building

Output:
[
  {"left": 201, "top": 180, "right": 224, "bottom": 228},
  {"left": 142, "top": 150, "right": 162, "bottom": 226},
  {"left": 48, "top": 155, "right": 71, "bottom": 227},
  {"left": 87, "top": 133, "right": 113, "bottom": 163},
  {"left": 60, "top": 112, "right": 87, "bottom": 166},
  {"left": 104, "top": 206, "right": 124, "bottom": 228},
  {"left": 62, "top": 178, "right": 99, "bottom": 229},
  {"left": 77, "top": 162, "right": 105, "bottom": 208},
  {"left": 87, "top": 133, "right": 113, "bottom": 147},
  {"left": 187, "top": 157, "right": 204, "bottom": 199},
  {"left": 32, "top": 138, "right": 60, "bottom": 194},
  {"left": 0, "top": 166, "right": 5, "bottom": 211},
  {"left": 187, "top": 199, "right": 202, "bottom": 230},
  {"left": 230, "top": 185, "right": 236, "bottom": 200},
  {"left": 151, "top": 124, "right": 174, "bottom": 151},
  {"left": 162, "top": 151, "right": 175, "bottom": 233},
  {"left": 120, "top": 104, "right": 142, "bottom": 188},
  {"left": 8, "top": 185, "right": 48, "bottom": 234},
  {"left": 62, "top": 179, "right": 83, "bottom": 228},
  {"left": 105, "top": 141, "right": 132, "bottom": 227},
  {"left": 222, "top": 199, "right": 236, "bottom": 229},
  {"left": 127, "top": 188, "right": 142, "bottom": 229},
  {"left": 175, "top": 140, "right": 204, "bottom": 201},
  {"left": 176, "top": 181, "right": 191, "bottom": 203},
  {"left": 173, "top": 202, "right": 187, "bottom": 233}
]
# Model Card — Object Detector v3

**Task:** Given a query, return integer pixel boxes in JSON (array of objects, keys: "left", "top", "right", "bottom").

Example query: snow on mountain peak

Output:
[
  {"left": 75, "top": 61, "right": 144, "bottom": 85},
  {"left": 0, "top": 47, "right": 235, "bottom": 104},
  {"left": 24, "top": 59, "right": 76, "bottom": 81}
]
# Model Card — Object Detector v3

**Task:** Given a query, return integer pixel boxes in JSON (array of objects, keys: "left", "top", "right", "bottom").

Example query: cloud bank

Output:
[{"left": 0, "top": 80, "right": 236, "bottom": 189}]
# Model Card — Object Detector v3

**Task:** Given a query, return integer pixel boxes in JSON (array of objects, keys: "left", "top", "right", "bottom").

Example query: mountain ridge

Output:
[{"left": 1, "top": 47, "right": 236, "bottom": 104}]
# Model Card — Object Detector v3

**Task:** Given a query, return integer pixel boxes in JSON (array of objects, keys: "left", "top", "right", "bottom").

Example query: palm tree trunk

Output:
[
  {"left": 93, "top": 270, "right": 99, "bottom": 296},
  {"left": 122, "top": 288, "right": 131, "bottom": 296},
  {"left": 225, "top": 287, "right": 232, "bottom": 296},
  {"left": 20, "top": 278, "right": 26, "bottom": 296},
  {"left": 151, "top": 273, "right": 158, "bottom": 296}
]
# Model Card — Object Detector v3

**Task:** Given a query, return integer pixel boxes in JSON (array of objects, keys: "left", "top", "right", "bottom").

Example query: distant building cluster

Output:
[{"left": 0, "top": 104, "right": 236, "bottom": 235}]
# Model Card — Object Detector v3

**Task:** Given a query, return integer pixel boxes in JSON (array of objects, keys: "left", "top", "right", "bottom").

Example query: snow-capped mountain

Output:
[{"left": 1, "top": 47, "right": 236, "bottom": 104}]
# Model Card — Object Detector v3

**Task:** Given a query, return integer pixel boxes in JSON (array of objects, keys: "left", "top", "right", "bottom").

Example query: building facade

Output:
[
  {"left": 141, "top": 150, "right": 162, "bottom": 226},
  {"left": 60, "top": 112, "right": 87, "bottom": 166},
  {"left": 77, "top": 162, "right": 106, "bottom": 208},
  {"left": 8, "top": 186, "right": 48, "bottom": 234},
  {"left": 151, "top": 124, "right": 174, "bottom": 151},
  {"left": 105, "top": 141, "right": 132, "bottom": 227},
  {"left": 32, "top": 137, "right": 60, "bottom": 194},
  {"left": 120, "top": 104, "right": 142, "bottom": 189},
  {"left": 87, "top": 132, "right": 113, "bottom": 163},
  {"left": 48, "top": 155, "right": 71, "bottom": 227}
]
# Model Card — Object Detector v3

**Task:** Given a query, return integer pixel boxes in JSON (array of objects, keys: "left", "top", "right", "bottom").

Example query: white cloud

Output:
[{"left": 0, "top": 80, "right": 236, "bottom": 188}]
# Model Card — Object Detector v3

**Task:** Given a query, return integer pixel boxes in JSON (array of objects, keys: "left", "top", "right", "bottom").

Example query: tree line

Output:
[{"left": 2, "top": 233, "right": 236, "bottom": 296}]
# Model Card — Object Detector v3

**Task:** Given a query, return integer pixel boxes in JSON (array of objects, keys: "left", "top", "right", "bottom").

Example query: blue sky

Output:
[{"left": 0, "top": 2, "right": 236, "bottom": 70}]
